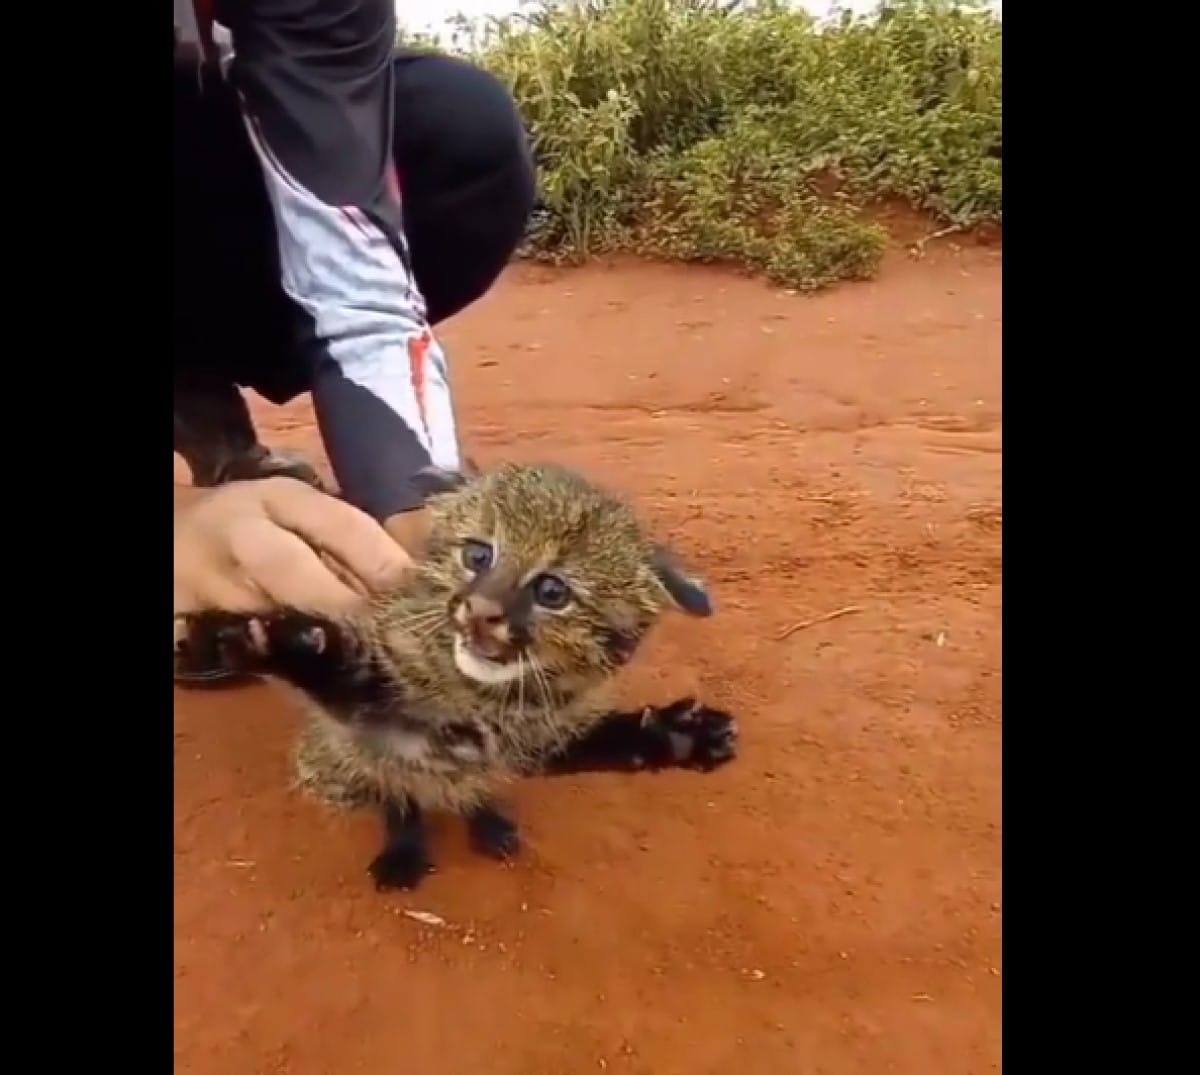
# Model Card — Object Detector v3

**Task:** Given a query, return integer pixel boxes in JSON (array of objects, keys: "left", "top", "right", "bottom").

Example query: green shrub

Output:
[{"left": 411, "top": 0, "right": 1001, "bottom": 290}]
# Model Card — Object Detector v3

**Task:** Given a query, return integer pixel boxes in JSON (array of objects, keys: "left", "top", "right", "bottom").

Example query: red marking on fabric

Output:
[
  {"left": 407, "top": 330, "right": 433, "bottom": 443},
  {"left": 385, "top": 163, "right": 403, "bottom": 203},
  {"left": 193, "top": 0, "right": 217, "bottom": 58}
]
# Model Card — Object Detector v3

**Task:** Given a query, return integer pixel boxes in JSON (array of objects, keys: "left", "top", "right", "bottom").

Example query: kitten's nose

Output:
[{"left": 463, "top": 593, "right": 505, "bottom": 626}]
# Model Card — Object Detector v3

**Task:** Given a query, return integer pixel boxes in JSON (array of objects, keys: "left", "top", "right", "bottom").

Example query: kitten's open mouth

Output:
[{"left": 452, "top": 635, "right": 525, "bottom": 686}]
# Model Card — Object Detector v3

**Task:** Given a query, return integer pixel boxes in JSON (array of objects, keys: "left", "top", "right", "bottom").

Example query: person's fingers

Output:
[
  {"left": 318, "top": 549, "right": 372, "bottom": 599},
  {"left": 173, "top": 562, "right": 275, "bottom": 616},
  {"left": 258, "top": 478, "right": 412, "bottom": 592},
  {"left": 227, "top": 516, "right": 366, "bottom": 613}
]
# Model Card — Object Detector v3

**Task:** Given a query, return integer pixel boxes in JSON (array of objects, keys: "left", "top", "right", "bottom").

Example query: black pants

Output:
[{"left": 173, "top": 49, "right": 535, "bottom": 408}]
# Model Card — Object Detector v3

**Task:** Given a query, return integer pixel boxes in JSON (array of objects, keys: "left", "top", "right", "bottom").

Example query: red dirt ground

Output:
[{"left": 174, "top": 247, "right": 1002, "bottom": 1075}]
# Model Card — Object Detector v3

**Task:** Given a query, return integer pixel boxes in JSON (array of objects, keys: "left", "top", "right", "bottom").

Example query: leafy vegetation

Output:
[{"left": 407, "top": 0, "right": 1001, "bottom": 290}]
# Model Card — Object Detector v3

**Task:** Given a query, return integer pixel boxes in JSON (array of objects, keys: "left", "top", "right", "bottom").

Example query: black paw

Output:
[
  {"left": 174, "top": 611, "right": 330, "bottom": 680},
  {"left": 261, "top": 615, "right": 332, "bottom": 661},
  {"left": 368, "top": 844, "right": 434, "bottom": 891},
  {"left": 468, "top": 806, "right": 521, "bottom": 860},
  {"left": 646, "top": 698, "right": 738, "bottom": 771},
  {"left": 174, "top": 612, "right": 265, "bottom": 682}
]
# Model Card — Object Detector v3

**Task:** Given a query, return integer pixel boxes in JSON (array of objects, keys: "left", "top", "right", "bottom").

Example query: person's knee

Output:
[
  {"left": 392, "top": 51, "right": 534, "bottom": 201},
  {"left": 391, "top": 51, "right": 536, "bottom": 322}
]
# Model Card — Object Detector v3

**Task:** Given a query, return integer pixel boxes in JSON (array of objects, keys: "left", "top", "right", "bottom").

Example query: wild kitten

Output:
[{"left": 176, "top": 461, "right": 738, "bottom": 891}]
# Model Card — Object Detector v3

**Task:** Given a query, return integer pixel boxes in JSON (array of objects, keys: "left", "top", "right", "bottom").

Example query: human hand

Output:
[{"left": 174, "top": 478, "right": 412, "bottom": 617}]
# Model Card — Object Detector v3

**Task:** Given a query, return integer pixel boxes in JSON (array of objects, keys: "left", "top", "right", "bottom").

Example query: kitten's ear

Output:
[
  {"left": 649, "top": 544, "right": 713, "bottom": 618},
  {"left": 411, "top": 464, "right": 470, "bottom": 498}
]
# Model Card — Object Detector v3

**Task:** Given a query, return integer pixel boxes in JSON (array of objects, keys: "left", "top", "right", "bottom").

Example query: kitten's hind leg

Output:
[
  {"left": 369, "top": 799, "right": 434, "bottom": 891},
  {"left": 467, "top": 802, "right": 521, "bottom": 860},
  {"left": 543, "top": 699, "right": 738, "bottom": 775}
]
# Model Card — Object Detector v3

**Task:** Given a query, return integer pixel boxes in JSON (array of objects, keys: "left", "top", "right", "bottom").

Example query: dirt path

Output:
[{"left": 174, "top": 247, "right": 1002, "bottom": 1075}]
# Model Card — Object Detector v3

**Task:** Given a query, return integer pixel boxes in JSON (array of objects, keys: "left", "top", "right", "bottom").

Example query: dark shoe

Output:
[
  {"left": 211, "top": 444, "right": 326, "bottom": 490},
  {"left": 175, "top": 380, "right": 325, "bottom": 491}
]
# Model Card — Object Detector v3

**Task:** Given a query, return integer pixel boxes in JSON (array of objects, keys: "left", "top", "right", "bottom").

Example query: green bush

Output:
[{"left": 414, "top": 0, "right": 1001, "bottom": 290}]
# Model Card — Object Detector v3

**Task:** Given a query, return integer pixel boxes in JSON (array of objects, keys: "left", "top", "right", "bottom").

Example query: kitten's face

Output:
[{"left": 415, "top": 463, "right": 711, "bottom": 689}]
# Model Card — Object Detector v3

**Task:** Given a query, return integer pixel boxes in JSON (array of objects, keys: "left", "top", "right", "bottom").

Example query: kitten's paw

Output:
[
  {"left": 174, "top": 611, "right": 270, "bottom": 682},
  {"left": 645, "top": 698, "right": 738, "bottom": 771},
  {"left": 260, "top": 615, "right": 330, "bottom": 660},
  {"left": 369, "top": 845, "right": 434, "bottom": 891},
  {"left": 174, "top": 611, "right": 329, "bottom": 680},
  {"left": 468, "top": 806, "right": 522, "bottom": 860}
]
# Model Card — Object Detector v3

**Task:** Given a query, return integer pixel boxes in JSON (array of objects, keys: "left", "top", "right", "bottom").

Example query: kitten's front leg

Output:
[
  {"left": 175, "top": 610, "right": 395, "bottom": 715},
  {"left": 543, "top": 698, "right": 738, "bottom": 776},
  {"left": 369, "top": 798, "right": 434, "bottom": 891}
]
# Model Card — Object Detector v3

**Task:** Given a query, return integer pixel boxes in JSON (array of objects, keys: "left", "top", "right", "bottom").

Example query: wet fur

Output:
[{"left": 177, "top": 462, "right": 736, "bottom": 890}]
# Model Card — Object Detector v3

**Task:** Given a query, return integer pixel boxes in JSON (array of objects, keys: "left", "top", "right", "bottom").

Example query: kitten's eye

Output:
[
  {"left": 461, "top": 540, "right": 494, "bottom": 573},
  {"left": 531, "top": 573, "right": 572, "bottom": 610}
]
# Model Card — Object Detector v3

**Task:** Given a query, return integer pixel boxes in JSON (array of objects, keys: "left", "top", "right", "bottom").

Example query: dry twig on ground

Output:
[{"left": 775, "top": 605, "right": 864, "bottom": 641}]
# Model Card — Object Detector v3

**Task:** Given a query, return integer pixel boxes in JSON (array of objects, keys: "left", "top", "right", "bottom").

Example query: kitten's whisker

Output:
[
  {"left": 389, "top": 609, "right": 445, "bottom": 632},
  {"left": 414, "top": 621, "right": 448, "bottom": 643},
  {"left": 396, "top": 625, "right": 440, "bottom": 641},
  {"left": 390, "top": 605, "right": 443, "bottom": 622},
  {"left": 395, "top": 608, "right": 451, "bottom": 640},
  {"left": 529, "top": 657, "right": 556, "bottom": 735},
  {"left": 517, "top": 653, "right": 527, "bottom": 725}
]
